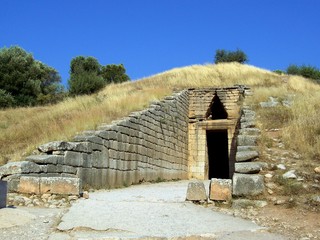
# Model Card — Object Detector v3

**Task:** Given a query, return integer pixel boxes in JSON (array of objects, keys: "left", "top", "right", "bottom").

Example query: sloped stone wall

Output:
[{"left": 0, "top": 90, "right": 189, "bottom": 194}]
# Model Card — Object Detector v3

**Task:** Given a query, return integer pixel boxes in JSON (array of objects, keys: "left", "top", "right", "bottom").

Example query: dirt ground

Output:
[
  {"left": 0, "top": 128, "right": 319, "bottom": 239},
  {"left": 242, "top": 128, "right": 320, "bottom": 239}
]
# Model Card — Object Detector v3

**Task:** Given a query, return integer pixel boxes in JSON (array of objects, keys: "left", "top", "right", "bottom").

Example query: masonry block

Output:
[
  {"left": 26, "top": 155, "right": 65, "bottom": 165},
  {"left": 209, "top": 178, "right": 232, "bottom": 201},
  {"left": 40, "top": 177, "right": 81, "bottom": 195},
  {"left": 186, "top": 181, "right": 207, "bottom": 201},
  {"left": 0, "top": 161, "right": 41, "bottom": 177},
  {"left": 0, "top": 180, "right": 7, "bottom": 208},
  {"left": 232, "top": 173, "right": 265, "bottom": 196},
  {"left": 64, "top": 151, "right": 85, "bottom": 167},
  {"left": 18, "top": 176, "right": 40, "bottom": 194}
]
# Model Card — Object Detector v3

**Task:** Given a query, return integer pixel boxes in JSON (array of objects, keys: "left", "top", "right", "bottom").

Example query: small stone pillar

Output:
[
  {"left": 0, "top": 180, "right": 7, "bottom": 208},
  {"left": 209, "top": 178, "right": 232, "bottom": 201},
  {"left": 186, "top": 181, "right": 207, "bottom": 201}
]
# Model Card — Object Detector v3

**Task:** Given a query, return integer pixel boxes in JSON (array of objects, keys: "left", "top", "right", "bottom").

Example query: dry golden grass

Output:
[{"left": 1, "top": 62, "right": 319, "bottom": 165}]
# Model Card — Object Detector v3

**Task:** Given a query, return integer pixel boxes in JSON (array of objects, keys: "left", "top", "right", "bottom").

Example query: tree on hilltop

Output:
[
  {"left": 101, "top": 64, "right": 130, "bottom": 84},
  {"left": 68, "top": 56, "right": 104, "bottom": 96},
  {"left": 214, "top": 49, "right": 248, "bottom": 64},
  {"left": 68, "top": 56, "right": 130, "bottom": 96}
]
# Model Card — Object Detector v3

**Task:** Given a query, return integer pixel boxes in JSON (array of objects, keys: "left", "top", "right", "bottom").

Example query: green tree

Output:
[
  {"left": 70, "top": 56, "right": 101, "bottom": 75},
  {"left": 214, "top": 49, "right": 248, "bottom": 64},
  {"left": 68, "top": 56, "right": 130, "bottom": 95},
  {"left": 69, "top": 72, "right": 105, "bottom": 96},
  {"left": 101, "top": 64, "right": 130, "bottom": 84},
  {"left": 68, "top": 56, "right": 104, "bottom": 95},
  {"left": 0, "top": 46, "right": 64, "bottom": 107}
]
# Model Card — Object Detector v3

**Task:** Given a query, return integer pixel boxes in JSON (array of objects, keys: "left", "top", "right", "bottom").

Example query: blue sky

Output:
[{"left": 1, "top": 0, "right": 320, "bottom": 87}]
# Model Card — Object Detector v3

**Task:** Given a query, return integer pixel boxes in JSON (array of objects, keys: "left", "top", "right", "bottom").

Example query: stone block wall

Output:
[
  {"left": 188, "top": 87, "right": 246, "bottom": 179},
  {"left": 189, "top": 87, "right": 244, "bottom": 120},
  {"left": 0, "top": 90, "right": 189, "bottom": 194}
]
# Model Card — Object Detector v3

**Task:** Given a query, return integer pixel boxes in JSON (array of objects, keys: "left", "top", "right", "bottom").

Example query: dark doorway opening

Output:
[{"left": 207, "top": 130, "right": 229, "bottom": 179}]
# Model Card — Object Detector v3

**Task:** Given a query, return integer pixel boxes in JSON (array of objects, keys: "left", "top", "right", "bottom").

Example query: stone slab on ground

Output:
[
  {"left": 235, "top": 162, "right": 262, "bottom": 174},
  {"left": 233, "top": 173, "right": 265, "bottom": 196},
  {"left": 186, "top": 181, "right": 207, "bottom": 201},
  {"left": 209, "top": 178, "right": 232, "bottom": 201},
  {"left": 237, "top": 135, "right": 259, "bottom": 146},
  {"left": 0, "top": 180, "right": 7, "bottom": 208},
  {"left": 236, "top": 151, "right": 259, "bottom": 162},
  {"left": 232, "top": 199, "right": 268, "bottom": 209},
  {"left": 56, "top": 181, "right": 286, "bottom": 239}
]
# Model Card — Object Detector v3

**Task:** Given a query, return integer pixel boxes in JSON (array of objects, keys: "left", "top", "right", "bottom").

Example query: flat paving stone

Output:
[{"left": 57, "top": 181, "right": 288, "bottom": 239}]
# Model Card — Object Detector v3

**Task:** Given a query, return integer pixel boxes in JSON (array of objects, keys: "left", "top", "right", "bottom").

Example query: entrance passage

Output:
[{"left": 206, "top": 130, "right": 229, "bottom": 179}]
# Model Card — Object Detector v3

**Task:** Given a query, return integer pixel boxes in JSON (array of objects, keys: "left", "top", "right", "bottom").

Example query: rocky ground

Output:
[
  {"left": 1, "top": 128, "right": 319, "bottom": 239},
  {"left": 215, "top": 127, "right": 320, "bottom": 240}
]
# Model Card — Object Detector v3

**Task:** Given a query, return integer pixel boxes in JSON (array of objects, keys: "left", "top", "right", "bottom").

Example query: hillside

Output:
[{"left": 0, "top": 62, "right": 319, "bottom": 166}]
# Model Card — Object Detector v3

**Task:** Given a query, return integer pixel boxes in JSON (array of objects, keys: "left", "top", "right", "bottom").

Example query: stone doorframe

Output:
[{"left": 188, "top": 119, "right": 238, "bottom": 180}]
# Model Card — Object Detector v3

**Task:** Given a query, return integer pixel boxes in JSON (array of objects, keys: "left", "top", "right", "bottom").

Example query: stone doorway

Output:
[{"left": 206, "top": 129, "right": 230, "bottom": 179}]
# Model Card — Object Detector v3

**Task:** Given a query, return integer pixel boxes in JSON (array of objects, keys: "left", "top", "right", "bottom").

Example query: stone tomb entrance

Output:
[
  {"left": 207, "top": 129, "right": 229, "bottom": 179},
  {"left": 188, "top": 87, "right": 243, "bottom": 180}
]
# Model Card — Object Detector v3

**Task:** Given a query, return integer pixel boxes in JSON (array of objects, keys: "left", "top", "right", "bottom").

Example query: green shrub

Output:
[
  {"left": 68, "top": 72, "right": 105, "bottom": 96},
  {"left": 214, "top": 49, "right": 248, "bottom": 64},
  {"left": 286, "top": 64, "right": 320, "bottom": 81},
  {"left": 273, "top": 70, "right": 285, "bottom": 75}
]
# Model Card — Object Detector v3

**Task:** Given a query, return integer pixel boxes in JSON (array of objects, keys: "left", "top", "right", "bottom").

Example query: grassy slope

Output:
[{"left": 1, "top": 62, "right": 319, "bottom": 165}]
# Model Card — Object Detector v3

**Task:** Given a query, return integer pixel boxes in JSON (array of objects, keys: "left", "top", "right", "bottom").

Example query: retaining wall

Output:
[{"left": 0, "top": 90, "right": 189, "bottom": 194}]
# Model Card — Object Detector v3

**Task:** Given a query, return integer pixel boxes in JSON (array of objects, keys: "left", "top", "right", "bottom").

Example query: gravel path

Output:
[
  {"left": 54, "top": 180, "right": 288, "bottom": 239},
  {"left": 0, "top": 207, "right": 64, "bottom": 240}
]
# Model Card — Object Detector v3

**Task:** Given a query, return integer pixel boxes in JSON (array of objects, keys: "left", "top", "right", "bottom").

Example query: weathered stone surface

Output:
[
  {"left": 38, "top": 141, "right": 76, "bottom": 153},
  {"left": 73, "top": 135, "right": 103, "bottom": 145},
  {"left": 0, "top": 180, "right": 7, "bottom": 208},
  {"left": 282, "top": 170, "right": 297, "bottom": 179},
  {"left": 240, "top": 121, "right": 256, "bottom": 129},
  {"left": 209, "top": 178, "right": 232, "bottom": 201},
  {"left": 236, "top": 151, "right": 259, "bottom": 162},
  {"left": 237, "top": 146, "right": 259, "bottom": 152},
  {"left": 232, "top": 199, "right": 267, "bottom": 209},
  {"left": 18, "top": 176, "right": 40, "bottom": 194},
  {"left": 64, "top": 151, "right": 85, "bottom": 167},
  {"left": 238, "top": 128, "right": 261, "bottom": 136},
  {"left": 237, "top": 135, "right": 259, "bottom": 146},
  {"left": 259, "top": 97, "right": 279, "bottom": 108},
  {"left": 0, "top": 161, "right": 41, "bottom": 178},
  {"left": 233, "top": 173, "right": 265, "bottom": 196},
  {"left": 277, "top": 164, "right": 286, "bottom": 170},
  {"left": 25, "top": 155, "right": 64, "bottom": 165},
  {"left": 311, "top": 195, "right": 320, "bottom": 203},
  {"left": 240, "top": 115, "right": 255, "bottom": 123},
  {"left": 314, "top": 166, "right": 320, "bottom": 174},
  {"left": 186, "top": 181, "right": 207, "bottom": 201},
  {"left": 39, "top": 141, "right": 93, "bottom": 153},
  {"left": 40, "top": 177, "right": 81, "bottom": 195},
  {"left": 235, "top": 162, "right": 262, "bottom": 174}
]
